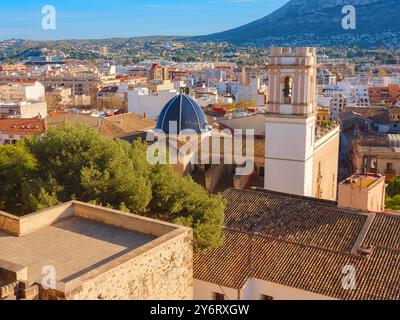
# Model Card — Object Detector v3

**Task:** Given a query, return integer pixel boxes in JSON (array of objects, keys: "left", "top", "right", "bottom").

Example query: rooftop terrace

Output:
[
  {"left": 340, "top": 174, "right": 383, "bottom": 188},
  {"left": 0, "top": 201, "right": 189, "bottom": 296}
]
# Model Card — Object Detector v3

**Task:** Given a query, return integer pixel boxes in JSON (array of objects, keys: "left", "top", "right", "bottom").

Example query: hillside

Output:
[{"left": 194, "top": 0, "right": 400, "bottom": 48}]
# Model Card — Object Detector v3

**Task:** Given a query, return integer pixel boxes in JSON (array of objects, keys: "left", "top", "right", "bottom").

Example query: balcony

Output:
[{"left": 385, "top": 169, "right": 396, "bottom": 175}]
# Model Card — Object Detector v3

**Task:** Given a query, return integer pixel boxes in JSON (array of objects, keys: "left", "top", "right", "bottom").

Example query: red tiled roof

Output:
[
  {"left": 0, "top": 118, "right": 45, "bottom": 134},
  {"left": 8, "top": 80, "right": 38, "bottom": 85},
  {"left": 194, "top": 188, "right": 400, "bottom": 300}
]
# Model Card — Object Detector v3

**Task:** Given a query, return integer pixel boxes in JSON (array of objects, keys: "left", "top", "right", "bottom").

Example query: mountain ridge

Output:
[{"left": 193, "top": 0, "right": 400, "bottom": 48}]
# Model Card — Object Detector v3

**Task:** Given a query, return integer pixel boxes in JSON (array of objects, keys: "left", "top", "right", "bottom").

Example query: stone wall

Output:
[
  {"left": 0, "top": 202, "right": 74, "bottom": 236},
  {"left": 0, "top": 259, "right": 30, "bottom": 300},
  {"left": 0, "top": 211, "right": 20, "bottom": 236},
  {"left": 233, "top": 172, "right": 252, "bottom": 190},
  {"left": 205, "top": 164, "right": 226, "bottom": 193},
  {"left": 66, "top": 229, "right": 193, "bottom": 300},
  {"left": 0, "top": 260, "right": 27, "bottom": 285}
]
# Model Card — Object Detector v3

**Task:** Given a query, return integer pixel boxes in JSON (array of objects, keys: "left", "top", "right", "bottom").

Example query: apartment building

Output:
[{"left": 0, "top": 80, "right": 45, "bottom": 102}]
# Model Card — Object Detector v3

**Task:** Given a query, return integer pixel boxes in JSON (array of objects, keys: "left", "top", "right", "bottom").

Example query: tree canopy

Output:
[
  {"left": 386, "top": 177, "right": 400, "bottom": 198},
  {"left": 0, "top": 125, "right": 225, "bottom": 251},
  {"left": 385, "top": 177, "right": 400, "bottom": 211}
]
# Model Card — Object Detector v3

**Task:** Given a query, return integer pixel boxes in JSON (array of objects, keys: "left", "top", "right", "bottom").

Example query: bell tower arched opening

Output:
[{"left": 283, "top": 76, "right": 293, "bottom": 104}]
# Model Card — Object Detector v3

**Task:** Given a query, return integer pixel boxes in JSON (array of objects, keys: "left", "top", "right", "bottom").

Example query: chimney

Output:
[
  {"left": 143, "top": 112, "right": 147, "bottom": 119},
  {"left": 338, "top": 174, "right": 386, "bottom": 212}
]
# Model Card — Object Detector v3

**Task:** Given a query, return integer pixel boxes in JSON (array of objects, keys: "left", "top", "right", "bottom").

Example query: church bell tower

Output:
[{"left": 265, "top": 47, "right": 318, "bottom": 197}]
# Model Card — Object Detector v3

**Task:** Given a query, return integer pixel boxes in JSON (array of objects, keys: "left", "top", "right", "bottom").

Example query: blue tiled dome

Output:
[{"left": 156, "top": 94, "right": 209, "bottom": 134}]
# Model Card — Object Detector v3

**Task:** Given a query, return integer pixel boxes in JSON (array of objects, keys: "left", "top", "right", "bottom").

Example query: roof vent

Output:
[{"left": 358, "top": 246, "right": 373, "bottom": 257}]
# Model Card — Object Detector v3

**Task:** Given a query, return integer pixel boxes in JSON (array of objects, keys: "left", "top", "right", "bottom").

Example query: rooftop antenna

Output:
[{"left": 180, "top": 87, "right": 190, "bottom": 95}]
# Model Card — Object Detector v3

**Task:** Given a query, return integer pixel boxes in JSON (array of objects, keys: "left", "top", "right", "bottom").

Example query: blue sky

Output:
[{"left": 0, "top": 0, "right": 288, "bottom": 40}]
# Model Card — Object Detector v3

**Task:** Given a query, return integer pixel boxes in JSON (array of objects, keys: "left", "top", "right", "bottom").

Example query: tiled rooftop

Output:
[
  {"left": 0, "top": 118, "right": 45, "bottom": 134},
  {"left": 194, "top": 188, "right": 400, "bottom": 300},
  {"left": 223, "top": 188, "right": 367, "bottom": 252},
  {"left": 45, "top": 112, "right": 155, "bottom": 138},
  {"left": 363, "top": 214, "right": 400, "bottom": 250}
]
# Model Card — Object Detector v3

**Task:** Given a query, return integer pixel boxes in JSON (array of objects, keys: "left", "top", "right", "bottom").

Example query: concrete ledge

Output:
[
  {"left": 0, "top": 258, "right": 28, "bottom": 284},
  {"left": 73, "top": 201, "right": 178, "bottom": 237},
  {"left": 19, "top": 202, "right": 74, "bottom": 235}
]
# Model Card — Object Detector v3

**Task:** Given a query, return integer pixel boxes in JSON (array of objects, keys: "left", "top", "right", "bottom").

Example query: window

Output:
[
  {"left": 259, "top": 167, "right": 265, "bottom": 178},
  {"left": 387, "top": 163, "right": 393, "bottom": 171},
  {"left": 212, "top": 292, "right": 225, "bottom": 301},
  {"left": 260, "top": 294, "right": 274, "bottom": 301}
]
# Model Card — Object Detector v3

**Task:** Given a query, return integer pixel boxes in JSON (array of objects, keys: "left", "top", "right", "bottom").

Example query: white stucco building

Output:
[
  {"left": 127, "top": 87, "right": 178, "bottom": 120},
  {"left": 236, "top": 77, "right": 267, "bottom": 110},
  {"left": 0, "top": 80, "right": 45, "bottom": 102}
]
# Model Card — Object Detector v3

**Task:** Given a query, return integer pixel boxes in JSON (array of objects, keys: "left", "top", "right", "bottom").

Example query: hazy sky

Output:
[{"left": 0, "top": 0, "right": 288, "bottom": 40}]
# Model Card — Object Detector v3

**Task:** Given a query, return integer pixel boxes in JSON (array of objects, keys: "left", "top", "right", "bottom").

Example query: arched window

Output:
[{"left": 283, "top": 76, "right": 293, "bottom": 104}]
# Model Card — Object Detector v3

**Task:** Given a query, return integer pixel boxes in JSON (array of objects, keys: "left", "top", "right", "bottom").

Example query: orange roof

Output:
[
  {"left": 9, "top": 80, "right": 38, "bottom": 85},
  {"left": 47, "top": 111, "right": 67, "bottom": 117},
  {"left": 0, "top": 118, "right": 45, "bottom": 134}
]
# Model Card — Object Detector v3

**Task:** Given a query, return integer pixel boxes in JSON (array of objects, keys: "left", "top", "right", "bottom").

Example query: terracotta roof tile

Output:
[
  {"left": 102, "top": 113, "right": 155, "bottom": 137},
  {"left": 0, "top": 118, "right": 45, "bottom": 135},
  {"left": 45, "top": 113, "right": 155, "bottom": 138},
  {"left": 223, "top": 188, "right": 366, "bottom": 252},
  {"left": 363, "top": 214, "right": 400, "bottom": 250},
  {"left": 194, "top": 188, "right": 400, "bottom": 300}
]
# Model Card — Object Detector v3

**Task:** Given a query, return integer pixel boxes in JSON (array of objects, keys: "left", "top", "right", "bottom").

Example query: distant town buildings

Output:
[
  {"left": 99, "top": 46, "right": 109, "bottom": 57},
  {"left": 128, "top": 80, "right": 178, "bottom": 120},
  {"left": 0, "top": 80, "right": 47, "bottom": 118},
  {"left": 149, "top": 63, "right": 169, "bottom": 81}
]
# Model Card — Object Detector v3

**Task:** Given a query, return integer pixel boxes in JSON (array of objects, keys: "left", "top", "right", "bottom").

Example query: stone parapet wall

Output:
[
  {"left": 62, "top": 228, "right": 193, "bottom": 300},
  {"left": 0, "top": 211, "right": 20, "bottom": 235}
]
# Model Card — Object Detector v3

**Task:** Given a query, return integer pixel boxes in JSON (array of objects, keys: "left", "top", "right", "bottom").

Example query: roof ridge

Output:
[
  {"left": 223, "top": 187, "right": 338, "bottom": 207},
  {"left": 223, "top": 227, "right": 365, "bottom": 259}
]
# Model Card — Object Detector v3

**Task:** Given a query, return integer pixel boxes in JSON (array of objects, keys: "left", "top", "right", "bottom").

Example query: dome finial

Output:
[{"left": 180, "top": 87, "right": 190, "bottom": 95}]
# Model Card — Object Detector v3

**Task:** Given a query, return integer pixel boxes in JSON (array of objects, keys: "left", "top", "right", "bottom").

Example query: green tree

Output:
[
  {"left": 149, "top": 164, "right": 225, "bottom": 251},
  {"left": 387, "top": 177, "right": 400, "bottom": 198},
  {"left": 386, "top": 195, "right": 400, "bottom": 211},
  {"left": 24, "top": 125, "right": 152, "bottom": 213},
  {"left": 0, "top": 125, "right": 225, "bottom": 251},
  {"left": 0, "top": 143, "right": 39, "bottom": 213}
]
